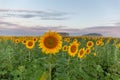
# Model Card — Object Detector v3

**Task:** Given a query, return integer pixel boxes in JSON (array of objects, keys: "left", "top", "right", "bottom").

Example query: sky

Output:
[{"left": 0, "top": 0, "right": 120, "bottom": 29}]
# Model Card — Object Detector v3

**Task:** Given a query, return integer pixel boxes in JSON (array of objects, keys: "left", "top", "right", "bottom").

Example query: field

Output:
[{"left": 0, "top": 31, "right": 120, "bottom": 80}]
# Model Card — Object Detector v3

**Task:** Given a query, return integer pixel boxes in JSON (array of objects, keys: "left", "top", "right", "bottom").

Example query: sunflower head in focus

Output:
[
  {"left": 68, "top": 41, "right": 79, "bottom": 57},
  {"left": 78, "top": 48, "right": 85, "bottom": 59},
  {"left": 26, "top": 40, "right": 35, "bottom": 49},
  {"left": 87, "top": 41, "right": 94, "bottom": 48},
  {"left": 39, "top": 31, "right": 62, "bottom": 54}
]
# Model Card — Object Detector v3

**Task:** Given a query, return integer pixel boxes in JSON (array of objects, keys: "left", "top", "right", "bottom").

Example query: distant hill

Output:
[
  {"left": 0, "top": 26, "right": 120, "bottom": 38},
  {"left": 81, "top": 26, "right": 120, "bottom": 38},
  {"left": 82, "top": 33, "right": 103, "bottom": 36},
  {"left": 59, "top": 32, "right": 69, "bottom": 37}
]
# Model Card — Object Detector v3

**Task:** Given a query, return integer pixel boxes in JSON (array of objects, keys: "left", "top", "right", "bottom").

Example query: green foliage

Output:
[{"left": 0, "top": 37, "right": 120, "bottom": 80}]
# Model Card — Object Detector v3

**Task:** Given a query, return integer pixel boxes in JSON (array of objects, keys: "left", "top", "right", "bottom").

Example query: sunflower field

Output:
[{"left": 0, "top": 31, "right": 120, "bottom": 80}]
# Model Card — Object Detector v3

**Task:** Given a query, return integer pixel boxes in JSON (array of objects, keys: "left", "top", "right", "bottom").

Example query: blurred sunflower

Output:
[
  {"left": 114, "top": 38, "right": 118, "bottom": 43},
  {"left": 66, "top": 38, "right": 70, "bottom": 42},
  {"left": 0, "top": 39, "right": 2, "bottom": 42},
  {"left": 64, "top": 38, "right": 67, "bottom": 42},
  {"left": 62, "top": 45, "right": 68, "bottom": 52},
  {"left": 92, "top": 47, "right": 95, "bottom": 50},
  {"left": 22, "top": 39, "right": 27, "bottom": 44},
  {"left": 116, "top": 43, "right": 120, "bottom": 48},
  {"left": 101, "top": 42, "right": 104, "bottom": 46},
  {"left": 96, "top": 40, "right": 100, "bottom": 46},
  {"left": 87, "top": 41, "right": 94, "bottom": 48},
  {"left": 85, "top": 48, "right": 90, "bottom": 54},
  {"left": 33, "top": 37, "right": 38, "bottom": 42},
  {"left": 39, "top": 31, "right": 62, "bottom": 54},
  {"left": 26, "top": 40, "right": 35, "bottom": 49},
  {"left": 15, "top": 38, "right": 20, "bottom": 44},
  {"left": 106, "top": 39, "right": 111, "bottom": 44},
  {"left": 73, "top": 38, "right": 78, "bottom": 42},
  {"left": 93, "top": 52, "right": 96, "bottom": 57},
  {"left": 68, "top": 41, "right": 79, "bottom": 57},
  {"left": 99, "top": 39, "right": 103, "bottom": 43},
  {"left": 78, "top": 48, "right": 85, "bottom": 59}
]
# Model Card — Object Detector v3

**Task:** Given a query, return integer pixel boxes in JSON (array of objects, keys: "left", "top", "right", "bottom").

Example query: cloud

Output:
[
  {"left": 0, "top": 21, "right": 19, "bottom": 26},
  {"left": 114, "top": 22, "right": 120, "bottom": 27},
  {"left": 0, "top": 9, "right": 68, "bottom": 20},
  {"left": 0, "top": 9, "right": 69, "bottom": 30},
  {"left": 0, "top": 20, "right": 67, "bottom": 33},
  {"left": 0, "top": 21, "right": 120, "bottom": 38}
]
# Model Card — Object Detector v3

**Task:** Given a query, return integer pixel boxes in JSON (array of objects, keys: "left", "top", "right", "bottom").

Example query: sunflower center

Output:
[
  {"left": 97, "top": 41, "right": 99, "bottom": 44},
  {"left": 34, "top": 38, "right": 37, "bottom": 41},
  {"left": 16, "top": 39, "right": 19, "bottom": 43},
  {"left": 28, "top": 41, "right": 33, "bottom": 46},
  {"left": 44, "top": 36, "right": 58, "bottom": 49},
  {"left": 24, "top": 40, "right": 26, "bottom": 43},
  {"left": 88, "top": 42, "right": 92, "bottom": 46},
  {"left": 64, "top": 47, "right": 67, "bottom": 50},
  {"left": 86, "top": 49, "right": 90, "bottom": 53},
  {"left": 80, "top": 50, "right": 84, "bottom": 55},
  {"left": 70, "top": 45, "right": 77, "bottom": 53}
]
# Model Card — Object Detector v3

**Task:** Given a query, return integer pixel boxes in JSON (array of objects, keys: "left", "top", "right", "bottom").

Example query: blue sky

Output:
[{"left": 0, "top": 0, "right": 120, "bottom": 29}]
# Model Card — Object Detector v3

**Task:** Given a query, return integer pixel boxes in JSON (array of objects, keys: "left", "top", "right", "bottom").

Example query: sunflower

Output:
[
  {"left": 22, "top": 39, "right": 27, "bottom": 44},
  {"left": 10, "top": 36, "right": 14, "bottom": 41},
  {"left": 39, "top": 31, "right": 62, "bottom": 54},
  {"left": 99, "top": 38, "right": 103, "bottom": 43},
  {"left": 15, "top": 38, "right": 20, "bottom": 44},
  {"left": 66, "top": 38, "right": 70, "bottom": 42},
  {"left": 26, "top": 40, "right": 35, "bottom": 49},
  {"left": 62, "top": 45, "right": 68, "bottom": 52},
  {"left": 106, "top": 39, "right": 111, "bottom": 44},
  {"left": 96, "top": 40, "right": 100, "bottom": 46},
  {"left": 93, "top": 52, "right": 96, "bottom": 57},
  {"left": 78, "top": 48, "right": 85, "bottom": 59},
  {"left": 68, "top": 41, "right": 79, "bottom": 57},
  {"left": 116, "top": 43, "right": 120, "bottom": 48},
  {"left": 101, "top": 42, "right": 104, "bottom": 46},
  {"left": 87, "top": 41, "right": 94, "bottom": 48},
  {"left": 73, "top": 38, "right": 78, "bottom": 42},
  {"left": 0, "top": 39, "right": 1, "bottom": 42},
  {"left": 85, "top": 48, "right": 91, "bottom": 54},
  {"left": 64, "top": 38, "right": 67, "bottom": 42},
  {"left": 33, "top": 37, "right": 38, "bottom": 42},
  {"left": 114, "top": 38, "right": 118, "bottom": 43}
]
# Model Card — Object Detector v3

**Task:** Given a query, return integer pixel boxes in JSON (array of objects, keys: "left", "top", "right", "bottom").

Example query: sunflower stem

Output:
[
  {"left": 29, "top": 50, "right": 31, "bottom": 62},
  {"left": 67, "top": 56, "right": 70, "bottom": 76},
  {"left": 49, "top": 62, "right": 52, "bottom": 80},
  {"left": 49, "top": 55, "right": 52, "bottom": 80}
]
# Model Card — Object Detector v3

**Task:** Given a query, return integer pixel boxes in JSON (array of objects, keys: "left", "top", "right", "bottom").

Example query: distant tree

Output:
[
  {"left": 59, "top": 32, "right": 69, "bottom": 37},
  {"left": 83, "top": 33, "right": 103, "bottom": 36}
]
